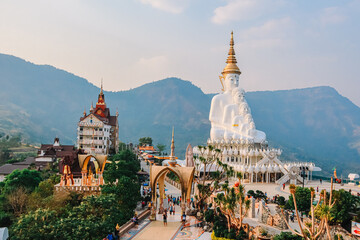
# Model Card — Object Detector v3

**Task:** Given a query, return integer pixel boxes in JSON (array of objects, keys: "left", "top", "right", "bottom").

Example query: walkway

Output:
[
  {"left": 173, "top": 215, "right": 204, "bottom": 240},
  {"left": 133, "top": 221, "right": 182, "bottom": 240}
]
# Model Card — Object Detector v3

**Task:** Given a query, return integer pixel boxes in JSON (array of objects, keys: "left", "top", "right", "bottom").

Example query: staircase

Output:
[{"left": 276, "top": 174, "right": 289, "bottom": 185}]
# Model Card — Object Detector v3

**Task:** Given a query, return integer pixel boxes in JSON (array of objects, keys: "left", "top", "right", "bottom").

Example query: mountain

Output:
[{"left": 0, "top": 53, "right": 359, "bottom": 176}]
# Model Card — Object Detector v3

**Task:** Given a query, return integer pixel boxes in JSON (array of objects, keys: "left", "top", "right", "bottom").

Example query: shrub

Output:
[
  {"left": 0, "top": 211, "right": 11, "bottom": 227},
  {"left": 205, "top": 209, "right": 215, "bottom": 223},
  {"left": 277, "top": 196, "right": 286, "bottom": 206},
  {"left": 273, "top": 232, "right": 303, "bottom": 240}
]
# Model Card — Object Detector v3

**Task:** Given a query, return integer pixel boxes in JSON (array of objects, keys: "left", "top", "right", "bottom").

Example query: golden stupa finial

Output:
[
  {"left": 83, "top": 107, "right": 86, "bottom": 117},
  {"left": 169, "top": 127, "right": 177, "bottom": 167},
  {"left": 90, "top": 102, "right": 94, "bottom": 112},
  {"left": 222, "top": 31, "right": 241, "bottom": 77}
]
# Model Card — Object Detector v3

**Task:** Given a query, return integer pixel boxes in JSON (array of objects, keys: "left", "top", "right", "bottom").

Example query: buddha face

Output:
[
  {"left": 232, "top": 88, "right": 244, "bottom": 104},
  {"left": 224, "top": 74, "right": 239, "bottom": 91}
]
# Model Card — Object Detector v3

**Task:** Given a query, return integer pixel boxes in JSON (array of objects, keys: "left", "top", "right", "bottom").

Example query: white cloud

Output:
[
  {"left": 319, "top": 7, "right": 346, "bottom": 25},
  {"left": 139, "top": 0, "right": 188, "bottom": 14},
  {"left": 212, "top": 0, "right": 284, "bottom": 24}
]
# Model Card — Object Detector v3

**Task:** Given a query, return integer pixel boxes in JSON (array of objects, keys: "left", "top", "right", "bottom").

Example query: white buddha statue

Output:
[{"left": 209, "top": 32, "right": 266, "bottom": 143}]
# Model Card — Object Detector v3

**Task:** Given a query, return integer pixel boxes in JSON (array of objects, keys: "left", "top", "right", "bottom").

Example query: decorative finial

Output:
[
  {"left": 169, "top": 127, "right": 177, "bottom": 167},
  {"left": 100, "top": 78, "right": 103, "bottom": 95},
  {"left": 116, "top": 108, "right": 119, "bottom": 117},
  {"left": 90, "top": 102, "right": 94, "bottom": 112},
  {"left": 83, "top": 107, "right": 86, "bottom": 117},
  {"left": 222, "top": 31, "right": 241, "bottom": 77}
]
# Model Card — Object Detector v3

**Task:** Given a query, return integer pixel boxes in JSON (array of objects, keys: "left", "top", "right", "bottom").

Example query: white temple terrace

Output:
[{"left": 193, "top": 32, "right": 320, "bottom": 185}]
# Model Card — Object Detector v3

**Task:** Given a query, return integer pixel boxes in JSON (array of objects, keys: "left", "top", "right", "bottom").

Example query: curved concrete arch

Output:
[{"left": 149, "top": 165, "right": 195, "bottom": 220}]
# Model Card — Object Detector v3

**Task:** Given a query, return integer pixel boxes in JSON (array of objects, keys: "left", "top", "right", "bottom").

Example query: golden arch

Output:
[
  {"left": 78, "top": 154, "right": 108, "bottom": 186},
  {"left": 150, "top": 165, "right": 195, "bottom": 220},
  {"left": 78, "top": 154, "right": 108, "bottom": 173}
]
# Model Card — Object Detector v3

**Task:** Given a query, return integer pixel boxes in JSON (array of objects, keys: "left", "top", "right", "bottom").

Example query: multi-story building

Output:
[{"left": 77, "top": 85, "right": 119, "bottom": 154}]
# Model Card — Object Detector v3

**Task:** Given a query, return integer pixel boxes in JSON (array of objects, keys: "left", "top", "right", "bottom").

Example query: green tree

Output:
[
  {"left": 11, "top": 194, "right": 129, "bottom": 240},
  {"left": 104, "top": 149, "right": 140, "bottom": 182},
  {"left": 139, "top": 137, "right": 152, "bottom": 146},
  {"left": 286, "top": 186, "right": 311, "bottom": 213},
  {"left": 118, "top": 141, "right": 127, "bottom": 151},
  {"left": 102, "top": 149, "right": 141, "bottom": 219},
  {"left": 102, "top": 176, "right": 140, "bottom": 216},
  {"left": 156, "top": 144, "right": 166, "bottom": 156},
  {"left": 194, "top": 145, "right": 233, "bottom": 212},
  {"left": 330, "top": 189, "right": 360, "bottom": 231},
  {"left": 1, "top": 169, "right": 42, "bottom": 194}
]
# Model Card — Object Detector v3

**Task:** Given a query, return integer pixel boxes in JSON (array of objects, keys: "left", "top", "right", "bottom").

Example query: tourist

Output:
[
  {"left": 283, "top": 183, "right": 285, "bottom": 190},
  {"left": 291, "top": 211, "right": 295, "bottom": 222},
  {"left": 320, "top": 178, "right": 322, "bottom": 184},
  {"left": 317, "top": 186, "right": 319, "bottom": 193},
  {"left": 182, "top": 213, "right": 186, "bottom": 225},
  {"left": 132, "top": 214, "right": 139, "bottom": 225},
  {"left": 163, "top": 210, "right": 168, "bottom": 226},
  {"left": 173, "top": 204, "right": 176, "bottom": 215},
  {"left": 141, "top": 201, "right": 145, "bottom": 209},
  {"left": 169, "top": 203, "right": 173, "bottom": 215}
]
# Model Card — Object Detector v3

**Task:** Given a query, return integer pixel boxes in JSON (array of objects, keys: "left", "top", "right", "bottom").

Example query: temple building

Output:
[
  {"left": 77, "top": 83, "right": 119, "bottom": 154},
  {"left": 193, "top": 32, "right": 320, "bottom": 185}
]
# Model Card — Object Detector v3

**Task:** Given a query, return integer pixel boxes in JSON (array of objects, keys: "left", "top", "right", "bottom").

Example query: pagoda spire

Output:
[
  {"left": 100, "top": 78, "right": 103, "bottom": 95},
  {"left": 83, "top": 107, "right": 86, "bottom": 117},
  {"left": 168, "top": 127, "right": 177, "bottom": 167},
  {"left": 222, "top": 31, "right": 241, "bottom": 76},
  {"left": 96, "top": 79, "right": 106, "bottom": 108}
]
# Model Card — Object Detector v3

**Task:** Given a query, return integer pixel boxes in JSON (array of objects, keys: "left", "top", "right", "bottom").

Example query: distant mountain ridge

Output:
[{"left": 0, "top": 53, "right": 359, "bottom": 176}]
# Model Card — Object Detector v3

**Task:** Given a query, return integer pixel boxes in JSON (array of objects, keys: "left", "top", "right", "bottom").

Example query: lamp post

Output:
[{"left": 300, "top": 166, "right": 309, "bottom": 188}]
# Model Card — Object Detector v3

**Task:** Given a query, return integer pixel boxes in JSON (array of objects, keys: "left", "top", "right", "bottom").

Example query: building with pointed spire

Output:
[{"left": 77, "top": 83, "right": 119, "bottom": 154}]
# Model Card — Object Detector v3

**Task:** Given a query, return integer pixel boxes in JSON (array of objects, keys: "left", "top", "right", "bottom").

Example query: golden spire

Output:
[
  {"left": 169, "top": 127, "right": 177, "bottom": 167},
  {"left": 90, "top": 102, "right": 94, "bottom": 112},
  {"left": 83, "top": 107, "right": 86, "bottom": 117},
  {"left": 222, "top": 31, "right": 241, "bottom": 77}
]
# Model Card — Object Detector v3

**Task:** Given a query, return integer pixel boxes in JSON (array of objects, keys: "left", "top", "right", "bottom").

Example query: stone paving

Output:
[
  {"left": 173, "top": 216, "right": 204, "bottom": 240},
  {"left": 132, "top": 221, "right": 182, "bottom": 240}
]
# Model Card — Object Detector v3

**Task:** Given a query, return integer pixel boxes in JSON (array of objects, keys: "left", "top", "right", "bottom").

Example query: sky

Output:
[{"left": 1, "top": 0, "right": 360, "bottom": 106}]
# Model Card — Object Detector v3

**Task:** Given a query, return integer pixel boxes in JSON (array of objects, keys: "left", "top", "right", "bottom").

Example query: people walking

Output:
[
  {"left": 163, "top": 210, "right": 168, "bottom": 226},
  {"left": 182, "top": 212, "right": 186, "bottom": 225},
  {"left": 169, "top": 204, "right": 173, "bottom": 215}
]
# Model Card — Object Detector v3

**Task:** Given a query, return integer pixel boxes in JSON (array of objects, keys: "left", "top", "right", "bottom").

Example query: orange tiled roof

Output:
[{"left": 139, "top": 146, "right": 155, "bottom": 151}]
